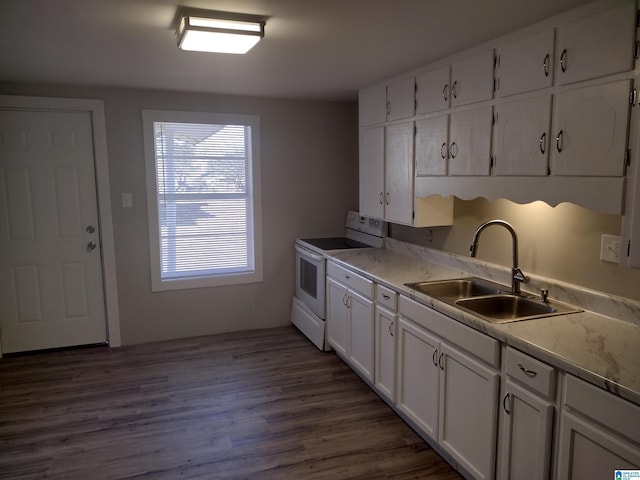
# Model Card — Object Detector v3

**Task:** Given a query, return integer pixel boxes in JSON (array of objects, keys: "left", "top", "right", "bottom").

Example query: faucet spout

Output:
[{"left": 469, "top": 219, "right": 528, "bottom": 294}]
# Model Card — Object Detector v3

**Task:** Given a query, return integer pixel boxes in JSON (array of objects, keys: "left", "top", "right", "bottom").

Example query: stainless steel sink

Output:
[
  {"left": 405, "top": 277, "right": 505, "bottom": 301},
  {"left": 405, "top": 277, "right": 581, "bottom": 323},
  {"left": 456, "top": 294, "right": 581, "bottom": 323}
]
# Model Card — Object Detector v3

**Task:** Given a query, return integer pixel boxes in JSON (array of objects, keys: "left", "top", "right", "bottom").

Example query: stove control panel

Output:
[{"left": 345, "top": 210, "right": 387, "bottom": 237}]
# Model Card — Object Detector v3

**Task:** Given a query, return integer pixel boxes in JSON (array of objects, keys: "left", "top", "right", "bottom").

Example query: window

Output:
[{"left": 143, "top": 110, "right": 262, "bottom": 291}]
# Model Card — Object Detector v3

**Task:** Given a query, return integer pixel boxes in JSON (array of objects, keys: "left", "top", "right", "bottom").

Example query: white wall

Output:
[
  {"left": 392, "top": 197, "right": 640, "bottom": 301},
  {"left": 0, "top": 83, "right": 359, "bottom": 345}
]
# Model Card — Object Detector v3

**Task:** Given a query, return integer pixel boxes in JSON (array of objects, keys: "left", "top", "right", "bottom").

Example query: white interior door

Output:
[{"left": 0, "top": 109, "right": 107, "bottom": 353}]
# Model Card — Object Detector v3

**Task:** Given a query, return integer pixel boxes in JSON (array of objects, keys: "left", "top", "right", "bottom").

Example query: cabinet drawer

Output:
[
  {"left": 506, "top": 347, "right": 556, "bottom": 398},
  {"left": 564, "top": 374, "right": 640, "bottom": 444},
  {"left": 399, "top": 295, "right": 500, "bottom": 368},
  {"left": 376, "top": 284, "right": 397, "bottom": 311},
  {"left": 327, "top": 261, "right": 373, "bottom": 298}
]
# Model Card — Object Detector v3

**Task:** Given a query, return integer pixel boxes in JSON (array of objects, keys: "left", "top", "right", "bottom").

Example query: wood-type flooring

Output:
[{"left": 0, "top": 326, "right": 462, "bottom": 480}]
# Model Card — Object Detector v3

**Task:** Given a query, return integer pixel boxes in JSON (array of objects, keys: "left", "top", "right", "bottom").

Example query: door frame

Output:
[{"left": 0, "top": 95, "right": 121, "bottom": 355}]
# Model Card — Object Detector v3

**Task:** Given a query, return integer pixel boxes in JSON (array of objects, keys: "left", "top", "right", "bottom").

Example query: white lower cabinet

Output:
[
  {"left": 398, "top": 295, "right": 500, "bottom": 480},
  {"left": 326, "top": 262, "right": 374, "bottom": 382},
  {"left": 498, "top": 347, "right": 556, "bottom": 480},
  {"left": 374, "top": 284, "right": 398, "bottom": 403},
  {"left": 556, "top": 374, "right": 640, "bottom": 479}
]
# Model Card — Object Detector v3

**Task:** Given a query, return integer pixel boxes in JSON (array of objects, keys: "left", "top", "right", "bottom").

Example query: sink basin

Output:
[
  {"left": 455, "top": 294, "right": 581, "bottom": 323},
  {"left": 405, "top": 277, "right": 505, "bottom": 301}
]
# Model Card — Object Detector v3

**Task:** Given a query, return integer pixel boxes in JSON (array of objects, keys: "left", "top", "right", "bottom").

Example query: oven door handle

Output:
[{"left": 295, "top": 245, "right": 324, "bottom": 262}]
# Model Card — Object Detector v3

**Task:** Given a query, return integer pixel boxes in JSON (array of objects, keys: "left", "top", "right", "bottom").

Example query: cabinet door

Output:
[
  {"left": 416, "top": 66, "right": 450, "bottom": 114},
  {"left": 387, "top": 78, "right": 415, "bottom": 121},
  {"left": 374, "top": 305, "right": 396, "bottom": 402},
  {"left": 359, "top": 126, "right": 385, "bottom": 219},
  {"left": 326, "top": 277, "right": 348, "bottom": 356},
  {"left": 451, "top": 50, "right": 495, "bottom": 107},
  {"left": 385, "top": 122, "right": 415, "bottom": 224},
  {"left": 551, "top": 80, "right": 630, "bottom": 176},
  {"left": 557, "top": 1, "right": 636, "bottom": 86},
  {"left": 494, "top": 95, "right": 551, "bottom": 176},
  {"left": 497, "top": 29, "right": 554, "bottom": 97},
  {"left": 556, "top": 412, "right": 640, "bottom": 479},
  {"left": 359, "top": 84, "right": 387, "bottom": 126},
  {"left": 449, "top": 106, "right": 493, "bottom": 176},
  {"left": 397, "top": 317, "right": 440, "bottom": 440},
  {"left": 416, "top": 115, "right": 449, "bottom": 176},
  {"left": 348, "top": 289, "right": 374, "bottom": 382},
  {"left": 439, "top": 343, "right": 499, "bottom": 480},
  {"left": 499, "top": 379, "right": 554, "bottom": 480}
]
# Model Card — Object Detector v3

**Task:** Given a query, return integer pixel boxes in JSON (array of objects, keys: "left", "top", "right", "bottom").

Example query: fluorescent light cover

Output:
[{"left": 176, "top": 9, "right": 265, "bottom": 54}]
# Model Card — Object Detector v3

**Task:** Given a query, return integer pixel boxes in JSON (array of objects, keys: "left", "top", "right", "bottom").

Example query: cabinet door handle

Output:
[
  {"left": 432, "top": 348, "right": 439, "bottom": 367},
  {"left": 385, "top": 192, "right": 390, "bottom": 205},
  {"left": 503, "top": 392, "right": 511, "bottom": 414},
  {"left": 388, "top": 320, "right": 394, "bottom": 337},
  {"left": 451, "top": 80, "right": 458, "bottom": 99},
  {"left": 379, "top": 192, "right": 384, "bottom": 205},
  {"left": 560, "top": 48, "right": 567, "bottom": 73},
  {"left": 440, "top": 142, "right": 448, "bottom": 159},
  {"left": 449, "top": 142, "right": 457, "bottom": 159},
  {"left": 556, "top": 130, "right": 564, "bottom": 153},
  {"left": 443, "top": 83, "right": 449, "bottom": 102},
  {"left": 539, "top": 132, "right": 546, "bottom": 154},
  {"left": 342, "top": 293, "right": 348, "bottom": 306},
  {"left": 438, "top": 352, "right": 444, "bottom": 371},
  {"left": 518, "top": 363, "right": 538, "bottom": 377},
  {"left": 543, "top": 53, "right": 550, "bottom": 77}
]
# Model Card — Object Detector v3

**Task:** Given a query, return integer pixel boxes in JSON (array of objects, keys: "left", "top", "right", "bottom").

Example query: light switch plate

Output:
[{"left": 600, "top": 234, "right": 620, "bottom": 263}]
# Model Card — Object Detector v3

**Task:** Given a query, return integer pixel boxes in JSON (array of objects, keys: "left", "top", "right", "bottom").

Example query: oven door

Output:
[{"left": 295, "top": 244, "right": 326, "bottom": 319}]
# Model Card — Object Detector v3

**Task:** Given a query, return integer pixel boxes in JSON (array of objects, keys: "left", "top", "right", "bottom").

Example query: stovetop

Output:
[{"left": 298, "top": 237, "right": 371, "bottom": 251}]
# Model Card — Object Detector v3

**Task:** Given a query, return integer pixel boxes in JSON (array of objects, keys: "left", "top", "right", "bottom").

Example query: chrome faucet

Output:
[{"left": 469, "top": 220, "right": 528, "bottom": 294}]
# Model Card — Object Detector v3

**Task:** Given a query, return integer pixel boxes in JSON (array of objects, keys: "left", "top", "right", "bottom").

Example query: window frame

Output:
[{"left": 142, "top": 109, "right": 263, "bottom": 291}]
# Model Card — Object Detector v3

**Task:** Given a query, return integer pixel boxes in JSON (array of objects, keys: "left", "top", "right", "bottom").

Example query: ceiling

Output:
[{"left": 0, "top": 0, "right": 594, "bottom": 101}]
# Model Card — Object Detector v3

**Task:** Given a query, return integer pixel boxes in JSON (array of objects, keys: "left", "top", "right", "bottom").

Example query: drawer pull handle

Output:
[
  {"left": 382, "top": 294, "right": 390, "bottom": 299},
  {"left": 344, "top": 274, "right": 350, "bottom": 279},
  {"left": 518, "top": 363, "right": 538, "bottom": 377}
]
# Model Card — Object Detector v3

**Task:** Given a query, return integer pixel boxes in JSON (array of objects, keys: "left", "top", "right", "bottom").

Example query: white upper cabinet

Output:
[
  {"left": 449, "top": 106, "right": 493, "bottom": 176},
  {"left": 551, "top": 79, "right": 631, "bottom": 176},
  {"left": 451, "top": 50, "right": 495, "bottom": 107},
  {"left": 359, "top": 84, "right": 387, "bottom": 126},
  {"left": 496, "top": 29, "right": 555, "bottom": 97},
  {"left": 416, "top": 115, "right": 449, "bottom": 176},
  {"left": 387, "top": 78, "right": 416, "bottom": 121},
  {"left": 359, "top": 126, "right": 385, "bottom": 219},
  {"left": 556, "top": 1, "right": 636, "bottom": 85},
  {"left": 494, "top": 95, "right": 552, "bottom": 176},
  {"left": 385, "top": 122, "right": 415, "bottom": 224},
  {"left": 416, "top": 66, "right": 451, "bottom": 114}
]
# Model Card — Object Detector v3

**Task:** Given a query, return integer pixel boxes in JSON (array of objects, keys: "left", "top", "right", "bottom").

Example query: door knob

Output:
[{"left": 87, "top": 241, "right": 97, "bottom": 251}]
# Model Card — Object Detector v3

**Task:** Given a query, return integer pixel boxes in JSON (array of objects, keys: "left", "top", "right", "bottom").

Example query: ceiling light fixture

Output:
[{"left": 175, "top": 8, "right": 266, "bottom": 54}]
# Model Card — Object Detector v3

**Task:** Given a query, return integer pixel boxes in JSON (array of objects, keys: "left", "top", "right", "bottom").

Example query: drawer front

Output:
[
  {"left": 399, "top": 295, "right": 500, "bottom": 368},
  {"left": 506, "top": 347, "right": 556, "bottom": 398},
  {"left": 564, "top": 374, "right": 640, "bottom": 444},
  {"left": 376, "top": 284, "right": 397, "bottom": 311},
  {"left": 327, "top": 261, "right": 373, "bottom": 298}
]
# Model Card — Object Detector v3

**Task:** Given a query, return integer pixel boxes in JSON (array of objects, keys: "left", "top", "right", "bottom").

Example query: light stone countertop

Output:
[{"left": 326, "top": 238, "right": 640, "bottom": 407}]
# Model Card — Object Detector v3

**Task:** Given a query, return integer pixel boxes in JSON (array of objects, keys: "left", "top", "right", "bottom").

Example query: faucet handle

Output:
[{"left": 513, "top": 267, "right": 528, "bottom": 283}]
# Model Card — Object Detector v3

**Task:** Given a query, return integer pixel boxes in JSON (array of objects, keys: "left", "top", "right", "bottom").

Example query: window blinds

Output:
[{"left": 152, "top": 121, "right": 254, "bottom": 280}]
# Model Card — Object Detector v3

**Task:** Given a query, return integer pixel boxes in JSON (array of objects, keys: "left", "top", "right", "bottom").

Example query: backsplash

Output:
[{"left": 385, "top": 237, "right": 640, "bottom": 328}]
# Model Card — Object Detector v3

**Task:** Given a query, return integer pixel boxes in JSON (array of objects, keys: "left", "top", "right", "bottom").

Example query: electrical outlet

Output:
[{"left": 600, "top": 234, "right": 621, "bottom": 263}]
